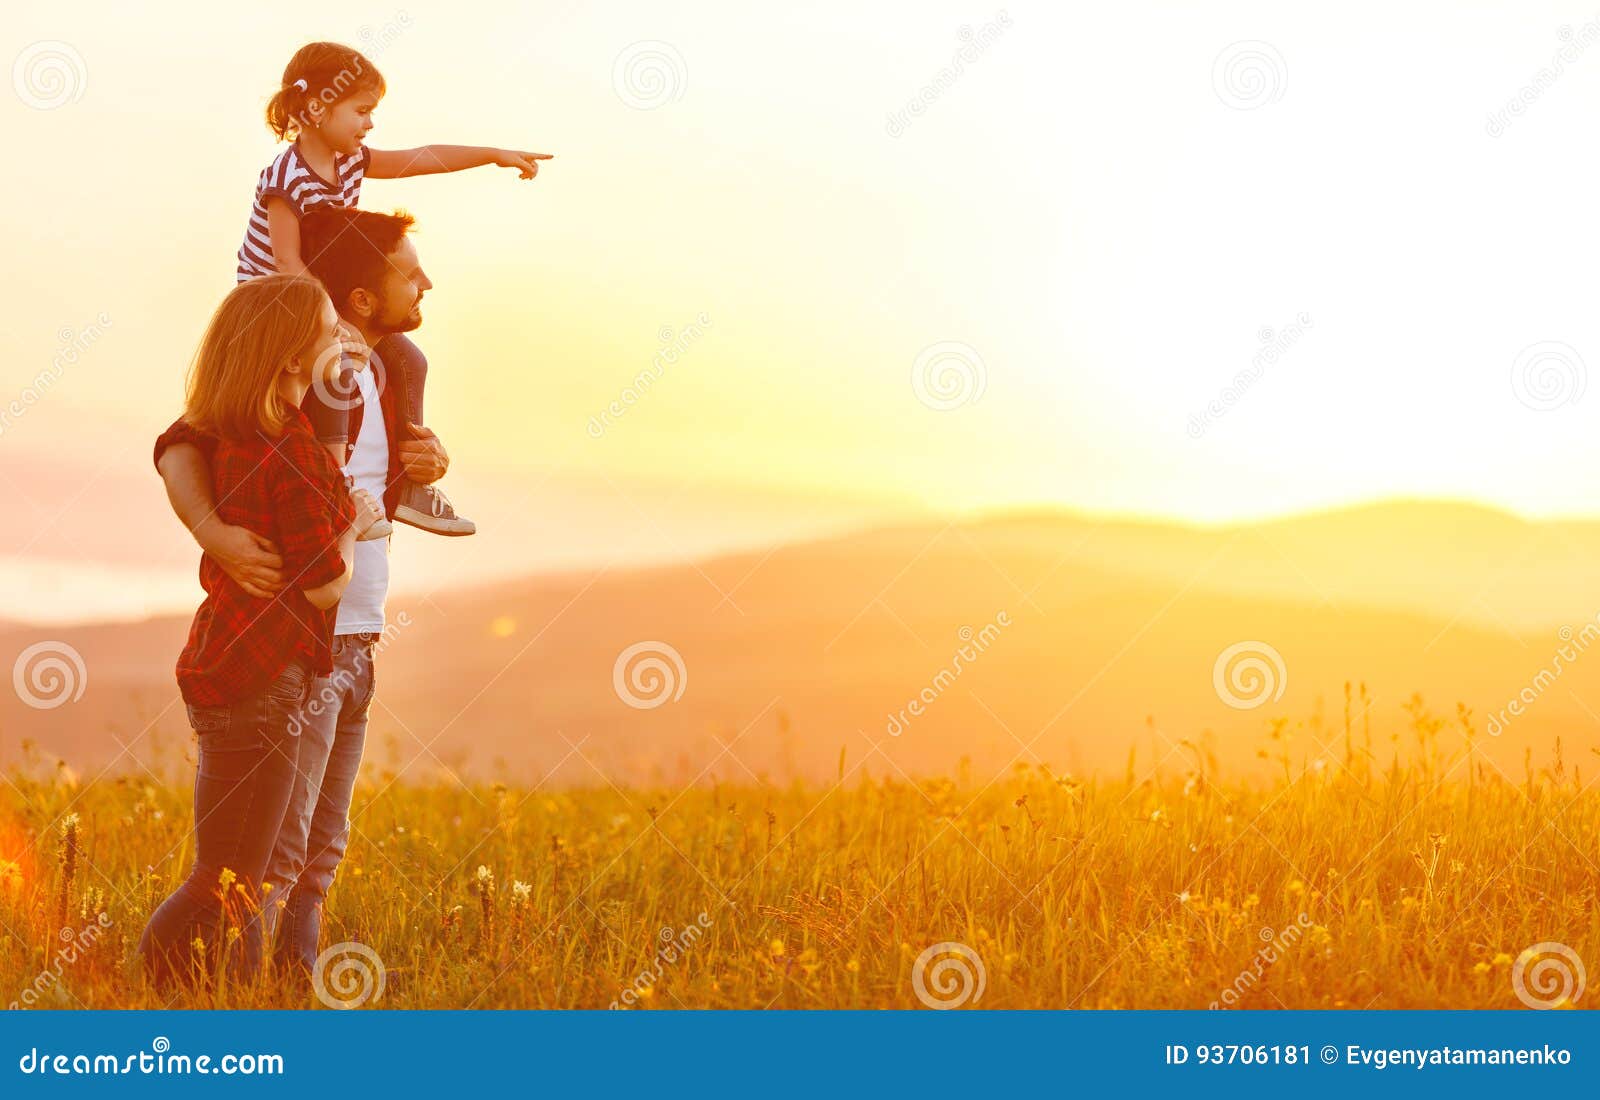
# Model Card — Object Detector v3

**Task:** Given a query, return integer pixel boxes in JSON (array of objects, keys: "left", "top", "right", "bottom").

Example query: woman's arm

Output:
[
  {"left": 158, "top": 442, "right": 286, "bottom": 597},
  {"left": 367, "top": 145, "right": 552, "bottom": 179},
  {"left": 299, "top": 487, "right": 383, "bottom": 608},
  {"left": 265, "top": 195, "right": 307, "bottom": 275},
  {"left": 300, "top": 527, "right": 356, "bottom": 609}
]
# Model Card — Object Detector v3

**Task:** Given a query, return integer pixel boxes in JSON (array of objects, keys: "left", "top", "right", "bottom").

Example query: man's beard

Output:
[{"left": 373, "top": 297, "right": 423, "bottom": 335}]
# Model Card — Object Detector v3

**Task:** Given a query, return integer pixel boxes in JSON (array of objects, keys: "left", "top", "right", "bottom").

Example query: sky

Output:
[{"left": 7, "top": 0, "right": 1600, "bottom": 622}]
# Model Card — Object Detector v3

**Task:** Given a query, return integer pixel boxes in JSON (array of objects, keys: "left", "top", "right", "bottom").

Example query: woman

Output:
[{"left": 138, "top": 275, "right": 383, "bottom": 987}]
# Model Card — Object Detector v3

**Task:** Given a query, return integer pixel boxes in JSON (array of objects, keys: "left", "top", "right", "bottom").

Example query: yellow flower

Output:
[
  {"left": 1473, "top": 961, "right": 1491, "bottom": 974},
  {"left": 1493, "top": 953, "right": 1513, "bottom": 967},
  {"left": 769, "top": 939, "right": 785, "bottom": 957},
  {"left": 845, "top": 959, "right": 860, "bottom": 973}
]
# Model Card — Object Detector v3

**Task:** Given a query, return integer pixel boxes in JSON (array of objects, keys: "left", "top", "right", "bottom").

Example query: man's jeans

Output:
[{"left": 260, "top": 634, "right": 377, "bottom": 973}]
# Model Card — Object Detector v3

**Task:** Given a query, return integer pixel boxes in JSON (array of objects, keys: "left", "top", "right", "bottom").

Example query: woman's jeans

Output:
[
  {"left": 260, "top": 634, "right": 377, "bottom": 974},
  {"left": 137, "top": 659, "right": 315, "bottom": 988}
]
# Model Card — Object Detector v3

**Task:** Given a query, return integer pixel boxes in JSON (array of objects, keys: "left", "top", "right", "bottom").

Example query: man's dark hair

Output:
[{"left": 299, "top": 207, "right": 416, "bottom": 312}]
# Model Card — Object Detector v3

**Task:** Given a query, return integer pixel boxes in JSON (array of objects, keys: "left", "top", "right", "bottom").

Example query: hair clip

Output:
[{"left": 293, "top": 78, "right": 309, "bottom": 92}]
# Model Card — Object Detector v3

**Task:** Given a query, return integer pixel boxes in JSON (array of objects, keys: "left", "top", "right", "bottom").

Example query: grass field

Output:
[{"left": 1, "top": 694, "right": 1595, "bottom": 1009}]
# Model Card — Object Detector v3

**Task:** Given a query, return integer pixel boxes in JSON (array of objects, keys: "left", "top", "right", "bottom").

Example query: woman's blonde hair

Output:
[{"left": 183, "top": 276, "right": 329, "bottom": 441}]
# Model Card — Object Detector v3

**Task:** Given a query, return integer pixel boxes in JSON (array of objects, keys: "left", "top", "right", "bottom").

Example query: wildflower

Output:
[
  {"left": 512, "top": 881, "right": 532, "bottom": 905},
  {"left": 1473, "top": 961, "right": 1491, "bottom": 974},
  {"left": 769, "top": 939, "right": 785, "bottom": 957},
  {"left": 1492, "top": 953, "right": 1513, "bottom": 967},
  {"left": 845, "top": 959, "right": 860, "bottom": 973}
]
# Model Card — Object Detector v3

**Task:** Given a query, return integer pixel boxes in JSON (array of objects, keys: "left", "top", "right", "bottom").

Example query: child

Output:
[
  {"left": 138, "top": 275, "right": 385, "bottom": 987},
  {"left": 237, "top": 40, "right": 551, "bottom": 538}
]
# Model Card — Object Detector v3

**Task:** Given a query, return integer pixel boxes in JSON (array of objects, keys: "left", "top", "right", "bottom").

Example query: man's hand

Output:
[
  {"left": 398, "top": 423, "right": 450, "bottom": 484},
  {"left": 194, "top": 517, "right": 285, "bottom": 598}
]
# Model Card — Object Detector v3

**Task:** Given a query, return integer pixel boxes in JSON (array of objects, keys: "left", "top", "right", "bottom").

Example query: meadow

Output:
[{"left": 0, "top": 692, "right": 1595, "bottom": 1010}]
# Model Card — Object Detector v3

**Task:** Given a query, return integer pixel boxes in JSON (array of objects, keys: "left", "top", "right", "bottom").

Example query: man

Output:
[{"left": 154, "top": 207, "right": 450, "bottom": 975}]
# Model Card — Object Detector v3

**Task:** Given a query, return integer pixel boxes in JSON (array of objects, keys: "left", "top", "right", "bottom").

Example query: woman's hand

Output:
[
  {"left": 494, "top": 149, "right": 553, "bottom": 179},
  {"left": 338, "top": 323, "right": 372, "bottom": 373},
  {"left": 349, "top": 488, "right": 387, "bottom": 539}
]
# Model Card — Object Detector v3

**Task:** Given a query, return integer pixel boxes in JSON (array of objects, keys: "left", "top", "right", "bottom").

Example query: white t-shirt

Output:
[{"left": 334, "top": 367, "right": 390, "bottom": 635}]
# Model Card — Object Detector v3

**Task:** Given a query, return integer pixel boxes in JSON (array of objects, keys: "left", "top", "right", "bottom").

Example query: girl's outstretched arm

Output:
[
  {"left": 265, "top": 196, "right": 307, "bottom": 275},
  {"left": 367, "top": 145, "right": 553, "bottom": 180}
]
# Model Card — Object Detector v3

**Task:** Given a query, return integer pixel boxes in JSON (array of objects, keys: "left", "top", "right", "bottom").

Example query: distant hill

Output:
[{"left": 3, "top": 499, "right": 1597, "bottom": 786}]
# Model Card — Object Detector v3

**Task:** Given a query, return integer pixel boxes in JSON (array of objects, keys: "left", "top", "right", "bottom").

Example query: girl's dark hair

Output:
[{"left": 264, "top": 42, "right": 385, "bottom": 141}]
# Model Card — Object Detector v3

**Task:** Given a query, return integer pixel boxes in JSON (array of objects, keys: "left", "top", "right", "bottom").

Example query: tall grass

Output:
[{"left": 0, "top": 693, "right": 1594, "bottom": 1009}]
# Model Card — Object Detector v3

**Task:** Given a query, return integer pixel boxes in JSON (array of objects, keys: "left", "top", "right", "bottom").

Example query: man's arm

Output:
[{"left": 157, "top": 443, "right": 286, "bottom": 598}]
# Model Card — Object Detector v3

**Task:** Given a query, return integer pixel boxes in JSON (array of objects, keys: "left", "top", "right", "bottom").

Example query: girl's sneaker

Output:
[{"left": 394, "top": 482, "right": 476, "bottom": 537}]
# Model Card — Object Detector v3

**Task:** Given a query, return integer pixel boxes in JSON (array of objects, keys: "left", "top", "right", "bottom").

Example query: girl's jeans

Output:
[
  {"left": 259, "top": 633, "right": 377, "bottom": 973},
  {"left": 303, "top": 332, "right": 428, "bottom": 445},
  {"left": 137, "top": 659, "right": 315, "bottom": 988}
]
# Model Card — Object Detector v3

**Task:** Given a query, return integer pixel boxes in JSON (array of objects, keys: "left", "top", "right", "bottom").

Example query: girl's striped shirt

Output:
[{"left": 236, "top": 143, "right": 372, "bottom": 281}]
